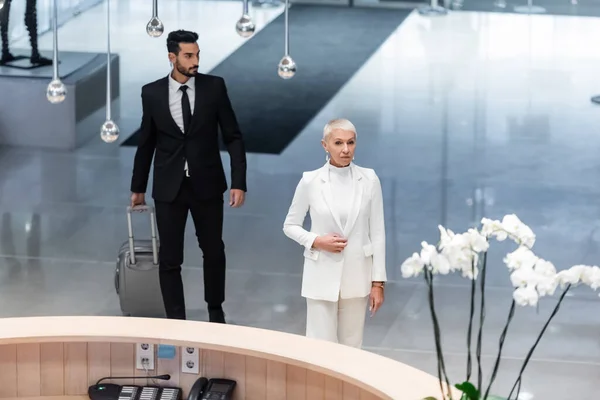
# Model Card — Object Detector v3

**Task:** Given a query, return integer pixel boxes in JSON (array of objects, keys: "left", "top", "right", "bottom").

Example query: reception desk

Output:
[{"left": 0, "top": 316, "right": 455, "bottom": 400}]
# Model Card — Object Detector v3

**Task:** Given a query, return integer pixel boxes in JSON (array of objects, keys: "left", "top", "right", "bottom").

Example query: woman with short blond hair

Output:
[{"left": 283, "top": 118, "right": 386, "bottom": 348}]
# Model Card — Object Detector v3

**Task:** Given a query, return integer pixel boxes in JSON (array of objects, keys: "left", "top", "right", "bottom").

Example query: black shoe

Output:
[{"left": 208, "top": 308, "right": 226, "bottom": 324}]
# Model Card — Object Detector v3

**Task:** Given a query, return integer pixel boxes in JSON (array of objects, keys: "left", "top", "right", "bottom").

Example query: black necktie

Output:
[{"left": 180, "top": 85, "right": 192, "bottom": 134}]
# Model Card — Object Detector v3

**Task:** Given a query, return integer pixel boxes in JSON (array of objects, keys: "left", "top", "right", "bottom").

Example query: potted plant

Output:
[{"left": 401, "top": 214, "right": 600, "bottom": 400}]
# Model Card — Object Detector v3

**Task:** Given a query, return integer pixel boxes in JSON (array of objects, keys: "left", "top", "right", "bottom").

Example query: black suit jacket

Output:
[{"left": 130, "top": 73, "right": 247, "bottom": 203}]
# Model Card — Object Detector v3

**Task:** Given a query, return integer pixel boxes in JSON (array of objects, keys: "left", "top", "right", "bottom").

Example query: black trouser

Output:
[{"left": 154, "top": 177, "right": 226, "bottom": 320}]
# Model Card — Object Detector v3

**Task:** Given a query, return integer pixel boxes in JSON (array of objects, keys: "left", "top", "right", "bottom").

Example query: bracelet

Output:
[{"left": 372, "top": 282, "right": 385, "bottom": 288}]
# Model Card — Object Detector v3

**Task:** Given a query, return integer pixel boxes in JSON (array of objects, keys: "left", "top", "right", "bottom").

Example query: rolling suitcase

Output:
[{"left": 114, "top": 205, "right": 166, "bottom": 318}]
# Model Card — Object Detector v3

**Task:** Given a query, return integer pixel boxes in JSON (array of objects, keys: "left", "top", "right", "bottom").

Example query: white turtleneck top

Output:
[{"left": 328, "top": 162, "right": 354, "bottom": 230}]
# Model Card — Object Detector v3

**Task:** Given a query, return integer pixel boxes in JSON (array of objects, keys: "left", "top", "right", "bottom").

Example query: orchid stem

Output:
[
  {"left": 507, "top": 285, "right": 572, "bottom": 400},
  {"left": 483, "top": 299, "right": 515, "bottom": 399},
  {"left": 476, "top": 252, "right": 487, "bottom": 394},
  {"left": 466, "top": 258, "right": 476, "bottom": 382},
  {"left": 424, "top": 270, "right": 453, "bottom": 400}
]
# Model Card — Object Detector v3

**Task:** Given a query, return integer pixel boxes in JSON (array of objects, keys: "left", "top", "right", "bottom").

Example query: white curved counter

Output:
[{"left": 0, "top": 316, "right": 455, "bottom": 400}]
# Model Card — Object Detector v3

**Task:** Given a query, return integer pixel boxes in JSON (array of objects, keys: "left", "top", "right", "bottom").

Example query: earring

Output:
[{"left": 325, "top": 152, "right": 330, "bottom": 162}]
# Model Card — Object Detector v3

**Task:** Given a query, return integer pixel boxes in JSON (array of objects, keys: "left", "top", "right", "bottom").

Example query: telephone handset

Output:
[{"left": 187, "top": 377, "right": 236, "bottom": 400}]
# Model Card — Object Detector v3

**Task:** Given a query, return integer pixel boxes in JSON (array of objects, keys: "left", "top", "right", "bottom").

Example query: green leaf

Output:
[{"left": 455, "top": 381, "right": 480, "bottom": 400}]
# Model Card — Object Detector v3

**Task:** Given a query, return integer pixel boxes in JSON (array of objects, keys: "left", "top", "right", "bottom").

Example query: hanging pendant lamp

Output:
[
  {"left": 235, "top": 0, "right": 255, "bottom": 38},
  {"left": 46, "top": 0, "right": 66, "bottom": 103},
  {"left": 146, "top": 0, "right": 164, "bottom": 37},
  {"left": 100, "top": 0, "right": 119, "bottom": 143},
  {"left": 277, "top": 0, "right": 296, "bottom": 79}
]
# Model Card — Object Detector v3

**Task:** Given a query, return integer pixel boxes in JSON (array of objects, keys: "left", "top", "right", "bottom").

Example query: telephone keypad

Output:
[
  {"left": 139, "top": 387, "right": 159, "bottom": 400},
  {"left": 118, "top": 386, "right": 139, "bottom": 400},
  {"left": 159, "top": 387, "right": 180, "bottom": 400}
]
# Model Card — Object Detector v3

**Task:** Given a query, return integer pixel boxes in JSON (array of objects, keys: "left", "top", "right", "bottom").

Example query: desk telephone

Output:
[{"left": 89, "top": 374, "right": 236, "bottom": 400}]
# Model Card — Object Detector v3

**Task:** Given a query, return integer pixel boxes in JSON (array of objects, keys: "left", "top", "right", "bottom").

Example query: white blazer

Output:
[{"left": 283, "top": 162, "right": 387, "bottom": 302}]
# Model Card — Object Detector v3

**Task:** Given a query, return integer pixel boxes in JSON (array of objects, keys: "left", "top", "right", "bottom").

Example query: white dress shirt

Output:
[
  {"left": 328, "top": 163, "right": 354, "bottom": 230},
  {"left": 168, "top": 74, "right": 195, "bottom": 176}
]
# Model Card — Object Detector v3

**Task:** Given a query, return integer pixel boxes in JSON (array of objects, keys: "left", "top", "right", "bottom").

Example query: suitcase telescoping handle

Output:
[{"left": 126, "top": 205, "right": 159, "bottom": 265}]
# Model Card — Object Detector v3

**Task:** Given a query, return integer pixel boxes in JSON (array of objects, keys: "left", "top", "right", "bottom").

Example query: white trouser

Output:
[{"left": 305, "top": 295, "right": 369, "bottom": 348}]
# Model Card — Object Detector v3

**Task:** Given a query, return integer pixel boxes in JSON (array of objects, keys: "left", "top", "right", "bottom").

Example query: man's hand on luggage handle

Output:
[
  {"left": 229, "top": 189, "right": 245, "bottom": 208},
  {"left": 131, "top": 193, "right": 146, "bottom": 209}
]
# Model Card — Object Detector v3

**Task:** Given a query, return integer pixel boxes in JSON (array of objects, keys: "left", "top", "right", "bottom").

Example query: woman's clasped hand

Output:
[{"left": 313, "top": 233, "right": 347, "bottom": 253}]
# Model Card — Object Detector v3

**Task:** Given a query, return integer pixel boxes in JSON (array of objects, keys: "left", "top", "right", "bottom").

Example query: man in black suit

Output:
[{"left": 130, "top": 30, "right": 247, "bottom": 323}]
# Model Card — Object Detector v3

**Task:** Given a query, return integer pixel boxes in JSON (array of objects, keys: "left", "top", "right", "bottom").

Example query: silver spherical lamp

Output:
[
  {"left": 101, "top": 0, "right": 119, "bottom": 143},
  {"left": 277, "top": 0, "right": 296, "bottom": 79},
  {"left": 146, "top": 0, "right": 164, "bottom": 37},
  {"left": 235, "top": 0, "right": 255, "bottom": 38},
  {"left": 46, "top": 0, "right": 67, "bottom": 103}
]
